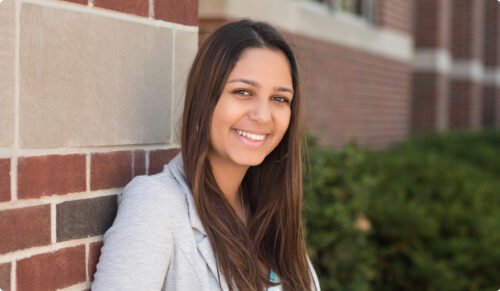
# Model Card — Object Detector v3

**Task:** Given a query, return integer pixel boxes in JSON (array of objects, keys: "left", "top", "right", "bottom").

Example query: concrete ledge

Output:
[
  {"left": 484, "top": 68, "right": 500, "bottom": 87},
  {"left": 199, "top": 0, "right": 413, "bottom": 62},
  {"left": 413, "top": 49, "right": 452, "bottom": 74}
]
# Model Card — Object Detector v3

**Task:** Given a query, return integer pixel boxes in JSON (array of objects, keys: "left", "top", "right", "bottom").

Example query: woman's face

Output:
[{"left": 208, "top": 47, "right": 293, "bottom": 168}]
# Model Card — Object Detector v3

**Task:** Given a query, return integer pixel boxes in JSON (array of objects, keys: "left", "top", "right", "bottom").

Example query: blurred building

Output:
[{"left": 200, "top": 0, "right": 500, "bottom": 149}]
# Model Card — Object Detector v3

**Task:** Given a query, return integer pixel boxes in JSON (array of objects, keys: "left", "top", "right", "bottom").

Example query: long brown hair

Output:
[{"left": 181, "top": 19, "right": 314, "bottom": 290}]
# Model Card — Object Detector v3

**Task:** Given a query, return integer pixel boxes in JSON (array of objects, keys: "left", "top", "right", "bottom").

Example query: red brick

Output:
[
  {"left": 61, "top": 0, "right": 87, "bottom": 4},
  {"left": 17, "top": 245, "right": 86, "bottom": 291},
  {"left": 414, "top": 0, "right": 451, "bottom": 49},
  {"left": 0, "top": 205, "right": 51, "bottom": 254},
  {"left": 290, "top": 32, "right": 411, "bottom": 149},
  {"left": 451, "top": 0, "right": 485, "bottom": 59},
  {"left": 133, "top": 150, "right": 146, "bottom": 177},
  {"left": 149, "top": 148, "right": 180, "bottom": 175},
  {"left": 17, "top": 154, "right": 86, "bottom": 199},
  {"left": 0, "top": 159, "right": 10, "bottom": 202},
  {"left": 376, "top": 0, "right": 413, "bottom": 34},
  {"left": 482, "top": 85, "right": 500, "bottom": 127},
  {"left": 449, "top": 80, "right": 482, "bottom": 129},
  {"left": 88, "top": 241, "right": 103, "bottom": 281},
  {"left": 155, "top": 0, "right": 198, "bottom": 26},
  {"left": 412, "top": 72, "right": 449, "bottom": 133},
  {"left": 91, "top": 151, "right": 132, "bottom": 190},
  {"left": 484, "top": 0, "right": 500, "bottom": 67},
  {"left": 0, "top": 262, "right": 10, "bottom": 291},
  {"left": 94, "top": 0, "right": 148, "bottom": 17}
]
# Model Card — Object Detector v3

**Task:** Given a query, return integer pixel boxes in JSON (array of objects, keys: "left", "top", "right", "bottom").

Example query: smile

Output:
[{"left": 236, "top": 129, "right": 266, "bottom": 141}]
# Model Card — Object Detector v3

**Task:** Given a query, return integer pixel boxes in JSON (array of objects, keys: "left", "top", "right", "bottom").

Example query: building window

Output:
[{"left": 311, "top": 0, "right": 375, "bottom": 23}]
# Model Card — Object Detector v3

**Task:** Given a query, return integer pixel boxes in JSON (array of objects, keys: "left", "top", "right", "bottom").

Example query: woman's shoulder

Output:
[
  {"left": 94, "top": 169, "right": 183, "bottom": 290},
  {"left": 121, "top": 170, "right": 185, "bottom": 207},
  {"left": 111, "top": 171, "right": 188, "bottom": 234}
]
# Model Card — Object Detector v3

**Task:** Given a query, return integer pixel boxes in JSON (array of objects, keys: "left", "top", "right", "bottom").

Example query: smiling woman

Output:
[
  {"left": 92, "top": 19, "right": 320, "bottom": 291},
  {"left": 209, "top": 48, "right": 293, "bottom": 166}
]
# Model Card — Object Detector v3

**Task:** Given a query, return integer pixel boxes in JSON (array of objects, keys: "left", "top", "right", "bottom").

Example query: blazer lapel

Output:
[
  {"left": 167, "top": 154, "right": 229, "bottom": 290},
  {"left": 197, "top": 236, "right": 229, "bottom": 290}
]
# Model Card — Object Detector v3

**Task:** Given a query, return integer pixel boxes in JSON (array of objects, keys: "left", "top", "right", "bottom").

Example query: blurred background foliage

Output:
[{"left": 303, "top": 130, "right": 500, "bottom": 291}]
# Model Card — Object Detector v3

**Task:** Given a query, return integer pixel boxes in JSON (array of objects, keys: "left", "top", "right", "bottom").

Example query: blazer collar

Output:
[
  {"left": 165, "top": 153, "right": 207, "bottom": 236},
  {"left": 166, "top": 153, "right": 229, "bottom": 289}
]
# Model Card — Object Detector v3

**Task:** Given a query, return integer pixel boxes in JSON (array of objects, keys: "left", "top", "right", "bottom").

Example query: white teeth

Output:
[{"left": 236, "top": 129, "right": 265, "bottom": 141}]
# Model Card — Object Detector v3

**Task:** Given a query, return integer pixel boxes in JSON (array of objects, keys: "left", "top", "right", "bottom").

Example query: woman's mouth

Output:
[
  {"left": 236, "top": 129, "right": 266, "bottom": 141},
  {"left": 233, "top": 128, "right": 269, "bottom": 146}
]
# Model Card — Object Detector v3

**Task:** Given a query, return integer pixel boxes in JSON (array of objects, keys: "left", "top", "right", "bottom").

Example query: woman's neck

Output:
[{"left": 207, "top": 155, "right": 249, "bottom": 222}]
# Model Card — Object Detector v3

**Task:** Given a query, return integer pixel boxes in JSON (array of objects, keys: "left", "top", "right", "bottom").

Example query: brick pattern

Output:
[
  {"left": 91, "top": 151, "right": 132, "bottom": 190},
  {"left": 412, "top": 72, "right": 449, "bottom": 133},
  {"left": 56, "top": 195, "right": 118, "bottom": 242},
  {"left": 484, "top": 0, "right": 500, "bottom": 67},
  {"left": 94, "top": 0, "right": 149, "bottom": 17},
  {"left": 0, "top": 205, "right": 51, "bottom": 254},
  {"left": 17, "top": 154, "right": 86, "bottom": 199},
  {"left": 376, "top": 0, "right": 413, "bottom": 34},
  {"left": 0, "top": 263, "right": 10, "bottom": 291},
  {"left": 88, "top": 241, "right": 104, "bottom": 281},
  {"left": 412, "top": 0, "right": 451, "bottom": 133},
  {"left": 414, "top": 0, "right": 451, "bottom": 49},
  {"left": 451, "top": 0, "right": 485, "bottom": 59},
  {"left": 449, "top": 80, "right": 482, "bottom": 129},
  {"left": 482, "top": 86, "right": 500, "bottom": 127},
  {"left": 133, "top": 150, "right": 146, "bottom": 177},
  {"left": 0, "top": 159, "right": 10, "bottom": 202},
  {"left": 290, "top": 33, "right": 411, "bottom": 149},
  {"left": 149, "top": 148, "right": 180, "bottom": 174},
  {"left": 155, "top": 0, "right": 199, "bottom": 26},
  {"left": 16, "top": 245, "right": 86, "bottom": 291},
  {"left": 0, "top": 148, "right": 175, "bottom": 289}
]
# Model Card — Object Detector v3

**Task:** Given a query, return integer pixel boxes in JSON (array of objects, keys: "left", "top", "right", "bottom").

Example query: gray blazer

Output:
[{"left": 92, "top": 154, "right": 320, "bottom": 290}]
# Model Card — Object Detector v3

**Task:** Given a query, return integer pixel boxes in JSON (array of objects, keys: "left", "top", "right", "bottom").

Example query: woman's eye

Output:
[
  {"left": 233, "top": 89, "right": 251, "bottom": 96},
  {"left": 273, "top": 96, "right": 290, "bottom": 104}
]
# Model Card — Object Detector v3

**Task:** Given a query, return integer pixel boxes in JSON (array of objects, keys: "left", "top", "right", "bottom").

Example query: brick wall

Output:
[
  {"left": 0, "top": 0, "right": 197, "bottom": 290},
  {"left": 375, "top": 0, "right": 413, "bottom": 34},
  {"left": 449, "top": 0, "right": 485, "bottom": 129},
  {"left": 412, "top": 0, "right": 500, "bottom": 132},
  {"left": 292, "top": 34, "right": 411, "bottom": 149},
  {"left": 414, "top": 0, "right": 451, "bottom": 50},
  {"left": 483, "top": 0, "right": 500, "bottom": 127},
  {"left": 412, "top": 0, "right": 451, "bottom": 133},
  {"left": 451, "top": 0, "right": 484, "bottom": 60}
]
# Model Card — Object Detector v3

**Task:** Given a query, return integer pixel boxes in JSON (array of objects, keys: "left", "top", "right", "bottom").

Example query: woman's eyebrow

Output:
[{"left": 227, "top": 78, "right": 294, "bottom": 94}]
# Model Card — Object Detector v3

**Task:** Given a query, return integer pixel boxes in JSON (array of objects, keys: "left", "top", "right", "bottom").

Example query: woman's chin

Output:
[{"left": 233, "top": 155, "right": 266, "bottom": 167}]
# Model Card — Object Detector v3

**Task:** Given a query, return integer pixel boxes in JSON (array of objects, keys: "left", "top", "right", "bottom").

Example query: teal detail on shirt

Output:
[
  {"left": 270, "top": 270, "right": 277, "bottom": 282},
  {"left": 267, "top": 270, "right": 282, "bottom": 290}
]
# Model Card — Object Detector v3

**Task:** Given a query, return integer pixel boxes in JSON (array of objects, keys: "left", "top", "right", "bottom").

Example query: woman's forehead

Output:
[{"left": 227, "top": 48, "right": 293, "bottom": 89}]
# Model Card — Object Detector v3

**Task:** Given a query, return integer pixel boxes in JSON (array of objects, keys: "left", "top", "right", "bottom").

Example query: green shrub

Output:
[
  {"left": 303, "top": 136, "right": 376, "bottom": 291},
  {"left": 303, "top": 131, "right": 500, "bottom": 291}
]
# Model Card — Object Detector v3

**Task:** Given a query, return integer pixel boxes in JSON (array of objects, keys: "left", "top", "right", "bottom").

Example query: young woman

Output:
[{"left": 92, "top": 19, "right": 320, "bottom": 291}]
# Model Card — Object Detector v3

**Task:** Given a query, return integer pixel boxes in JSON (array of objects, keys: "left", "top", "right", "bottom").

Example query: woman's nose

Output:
[{"left": 249, "top": 98, "right": 271, "bottom": 123}]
